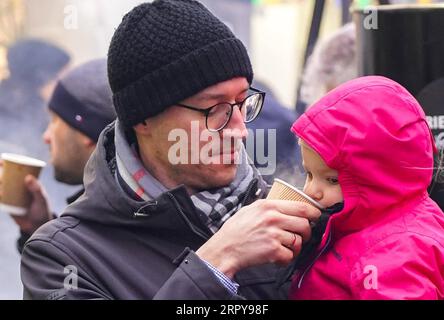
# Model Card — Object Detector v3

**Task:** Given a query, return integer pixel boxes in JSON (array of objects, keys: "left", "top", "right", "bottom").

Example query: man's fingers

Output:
[
  {"left": 281, "top": 231, "right": 303, "bottom": 252},
  {"left": 24, "top": 175, "right": 42, "bottom": 195},
  {"left": 261, "top": 199, "right": 321, "bottom": 222},
  {"left": 272, "top": 232, "right": 303, "bottom": 266},
  {"left": 275, "top": 215, "right": 312, "bottom": 243}
]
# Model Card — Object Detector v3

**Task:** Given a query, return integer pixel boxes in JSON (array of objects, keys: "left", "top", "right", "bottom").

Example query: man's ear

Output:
[
  {"left": 133, "top": 120, "right": 150, "bottom": 135},
  {"left": 73, "top": 127, "right": 95, "bottom": 148},
  {"left": 78, "top": 133, "right": 95, "bottom": 148}
]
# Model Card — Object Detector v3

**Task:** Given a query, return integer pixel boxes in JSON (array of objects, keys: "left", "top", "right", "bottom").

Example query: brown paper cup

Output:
[
  {"left": 0, "top": 153, "right": 46, "bottom": 215},
  {"left": 266, "top": 178, "right": 324, "bottom": 210}
]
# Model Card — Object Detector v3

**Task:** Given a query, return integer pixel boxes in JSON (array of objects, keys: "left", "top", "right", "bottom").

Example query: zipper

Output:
[
  {"left": 133, "top": 200, "right": 158, "bottom": 217},
  {"left": 297, "top": 231, "right": 332, "bottom": 289}
]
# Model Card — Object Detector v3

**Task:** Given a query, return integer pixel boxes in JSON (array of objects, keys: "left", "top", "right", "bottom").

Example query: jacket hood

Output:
[{"left": 291, "top": 76, "right": 437, "bottom": 236}]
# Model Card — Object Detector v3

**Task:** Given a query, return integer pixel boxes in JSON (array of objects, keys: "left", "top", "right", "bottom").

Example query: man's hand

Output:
[
  {"left": 196, "top": 199, "right": 321, "bottom": 279},
  {"left": 11, "top": 175, "right": 52, "bottom": 234},
  {"left": 1, "top": 159, "right": 52, "bottom": 234}
]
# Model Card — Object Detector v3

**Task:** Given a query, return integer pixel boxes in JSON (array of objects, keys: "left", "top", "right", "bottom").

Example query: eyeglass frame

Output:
[{"left": 175, "top": 87, "right": 265, "bottom": 132}]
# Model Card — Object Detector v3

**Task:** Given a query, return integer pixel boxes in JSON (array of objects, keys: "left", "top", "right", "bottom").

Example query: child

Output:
[{"left": 289, "top": 76, "right": 444, "bottom": 299}]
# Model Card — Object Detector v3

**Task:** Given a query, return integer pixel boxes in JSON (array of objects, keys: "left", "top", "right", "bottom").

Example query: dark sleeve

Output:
[
  {"left": 16, "top": 213, "right": 58, "bottom": 254},
  {"left": 154, "top": 248, "right": 243, "bottom": 300},
  {"left": 21, "top": 239, "right": 111, "bottom": 300},
  {"left": 16, "top": 231, "right": 32, "bottom": 254}
]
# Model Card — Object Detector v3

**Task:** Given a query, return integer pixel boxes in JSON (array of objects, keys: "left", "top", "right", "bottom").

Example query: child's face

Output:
[{"left": 300, "top": 140, "right": 343, "bottom": 208}]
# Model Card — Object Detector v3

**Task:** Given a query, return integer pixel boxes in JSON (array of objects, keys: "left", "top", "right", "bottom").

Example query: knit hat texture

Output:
[
  {"left": 49, "top": 58, "right": 116, "bottom": 142},
  {"left": 107, "top": 0, "right": 253, "bottom": 128}
]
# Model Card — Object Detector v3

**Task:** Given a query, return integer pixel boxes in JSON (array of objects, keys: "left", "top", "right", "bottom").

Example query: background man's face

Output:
[
  {"left": 43, "top": 111, "right": 91, "bottom": 185},
  {"left": 138, "top": 77, "right": 250, "bottom": 192}
]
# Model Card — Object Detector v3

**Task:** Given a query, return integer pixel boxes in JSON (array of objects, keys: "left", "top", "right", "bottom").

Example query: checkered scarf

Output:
[{"left": 114, "top": 120, "right": 257, "bottom": 233}]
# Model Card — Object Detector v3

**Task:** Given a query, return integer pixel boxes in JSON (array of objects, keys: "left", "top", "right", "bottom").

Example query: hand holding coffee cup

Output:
[
  {"left": 0, "top": 153, "right": 46, "bottom": 216},
  {"left": 266, "top": 179, "right": 323, "bottom": 254}
]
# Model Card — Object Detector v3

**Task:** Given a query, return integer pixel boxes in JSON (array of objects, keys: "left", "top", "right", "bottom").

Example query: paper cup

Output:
[
  {"left": 0, "top": 153, "right": 46, "bottom": 215},
  {"left": 266, "top": 178, "right": 324, "bottom": 210}
]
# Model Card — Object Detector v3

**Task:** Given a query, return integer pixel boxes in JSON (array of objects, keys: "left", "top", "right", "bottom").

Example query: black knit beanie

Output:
[
  {"left": 48, "top": 59, "right": 116, "bottom": 142},
  {"left": 107, "top": 0, "right": 253, "bottom": 129}
]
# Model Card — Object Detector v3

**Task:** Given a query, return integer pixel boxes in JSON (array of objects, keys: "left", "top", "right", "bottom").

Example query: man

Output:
[
  {"left": 11, "top": 58, "right": 116, "bottom": 252},
  {"left": 0, "top": 39, "right": 71, "bottom": 215},
  {"left": 21, "top": 0, "right": 319, "bottom": 300},
  {"left": 0, "top": 38, "right": 70, "bottom": 298}
]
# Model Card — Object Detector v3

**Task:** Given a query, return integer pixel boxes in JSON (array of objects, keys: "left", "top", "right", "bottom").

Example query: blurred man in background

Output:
[
  {"left": 1, "top": 58, "right": 116, "bottom": 252},
  {"left": 0, "top": 39, "right": 71, "bottom": 297}
]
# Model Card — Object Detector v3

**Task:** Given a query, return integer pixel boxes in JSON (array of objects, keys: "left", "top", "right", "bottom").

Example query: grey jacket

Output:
[{"left": 21, "top": 123, "right": 289, "bottom": 300}]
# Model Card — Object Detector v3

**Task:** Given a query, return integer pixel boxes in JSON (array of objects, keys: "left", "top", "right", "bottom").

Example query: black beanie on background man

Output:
[
  {"left": 48, "top": 58, "right": 117, "bottom": 142},
  {"left": 107, "top": 0, "right": 253, "bottom": 129}
]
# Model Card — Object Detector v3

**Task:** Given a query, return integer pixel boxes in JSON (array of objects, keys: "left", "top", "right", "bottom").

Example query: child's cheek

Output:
[{"left": 321, "top": 186, "right": 343, "bottom": 208}]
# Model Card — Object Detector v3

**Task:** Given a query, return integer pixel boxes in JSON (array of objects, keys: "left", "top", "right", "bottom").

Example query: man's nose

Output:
[
  {"left": 223, "top": 106, "right": 248, "bottom": 139},
  {"left": 42, "top": 127, "right": 51, "bottom": 145}
]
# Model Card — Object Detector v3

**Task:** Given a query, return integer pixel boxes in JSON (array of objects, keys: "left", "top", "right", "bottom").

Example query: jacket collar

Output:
[{"left": 66, "top": 188, "right": 85, "bottom": 205}]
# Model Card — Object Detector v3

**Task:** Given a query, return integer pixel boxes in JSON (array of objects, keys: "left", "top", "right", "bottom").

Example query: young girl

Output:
[{"left": 289, "top": 76, "right": 444, "bottom": 300}]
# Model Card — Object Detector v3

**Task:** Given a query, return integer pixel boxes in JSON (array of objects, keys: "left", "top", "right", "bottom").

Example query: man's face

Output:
[
  {"left": 300, "top": 139, "right": 343, "bottom": 208},
  {"left": 137, "top": 77, "right": 250, "bottom": 192},
  {"left": 43, "top": 111, "right": 91, "bottom": 185}
]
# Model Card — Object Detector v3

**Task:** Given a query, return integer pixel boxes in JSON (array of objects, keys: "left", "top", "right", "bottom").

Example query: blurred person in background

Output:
[
  {"left": 0, "top": 58, "right": 116, "bottom": 253},
  {"left": 299, "top": 23, "right": 357, "bottom": 108},
  {"left": 0, "top": 39, "right": 71, "bottom": 157},
  {"left": 0, "top": 39, "right": 70, "bottom": 298},
  {"left": 0, "top": 38, "right": 76, "bottom": 216},
  {"left": 248, "top": 80, "right": 303, "bottom": 186}
]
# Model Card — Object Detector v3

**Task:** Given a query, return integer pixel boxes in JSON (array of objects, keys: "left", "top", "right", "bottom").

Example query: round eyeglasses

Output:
[{"left": 176, "top": 87, "right": 265, "bottom": 132}]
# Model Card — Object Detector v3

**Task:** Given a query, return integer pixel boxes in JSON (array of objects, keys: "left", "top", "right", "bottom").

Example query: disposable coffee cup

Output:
[
  {"left": 0, "top": 153, "right": 46, "bottom": 215},
  {"left": 267, "top": 178, "right": 324, "bottom": 210}
]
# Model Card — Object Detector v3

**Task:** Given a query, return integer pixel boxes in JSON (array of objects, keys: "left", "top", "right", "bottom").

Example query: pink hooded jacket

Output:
[{"left": 289, "top": 76, "right": 444, "bottom": 300}]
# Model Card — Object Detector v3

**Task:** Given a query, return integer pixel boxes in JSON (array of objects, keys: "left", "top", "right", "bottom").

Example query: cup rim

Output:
[
  {"left": 1, "top": 153, "right": 46, "bottom": 168},
  {"left": 273, "top": 178, "right": 325, "bottom": 209},
  {"left": 0, "top": 203, "right": 27, "bottom": 216}
]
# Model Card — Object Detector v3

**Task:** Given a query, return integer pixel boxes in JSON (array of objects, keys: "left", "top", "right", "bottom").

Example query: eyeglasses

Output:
[{"left": 176, "top": 87, "right": 265, "bottom": 132}]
